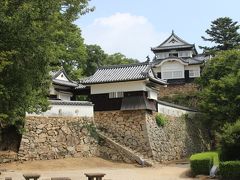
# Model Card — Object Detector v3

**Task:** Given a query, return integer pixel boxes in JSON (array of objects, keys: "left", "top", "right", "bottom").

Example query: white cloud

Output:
[{"left": 81, "top": 13, "right": 168, "bottom": 61}]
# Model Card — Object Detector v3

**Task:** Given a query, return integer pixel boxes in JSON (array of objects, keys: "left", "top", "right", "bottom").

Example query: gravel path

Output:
[{"left": 0, "top": 157, "right": 197, "bottom": 180}]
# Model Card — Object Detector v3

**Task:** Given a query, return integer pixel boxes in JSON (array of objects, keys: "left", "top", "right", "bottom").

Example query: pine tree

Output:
[{"left": 200, "top": 17, "right": 240, "bottom": 53}]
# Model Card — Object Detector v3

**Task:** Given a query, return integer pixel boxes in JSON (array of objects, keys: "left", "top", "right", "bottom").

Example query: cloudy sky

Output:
[{"left": 75, "top": 0, "right": 240, "bottom": 61}]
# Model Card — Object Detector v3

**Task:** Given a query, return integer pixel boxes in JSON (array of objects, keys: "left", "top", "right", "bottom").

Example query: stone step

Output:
[{"left": 97, "top": 131, "right": 154, "bottom": 166}]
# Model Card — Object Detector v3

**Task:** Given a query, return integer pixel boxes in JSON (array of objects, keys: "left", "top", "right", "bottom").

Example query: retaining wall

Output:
[
  {"left": 18, "top": 116, "right": 99, "bottom": 160},
  {"left": 95, "top": 110, "right": 210, "bottom": 162}
]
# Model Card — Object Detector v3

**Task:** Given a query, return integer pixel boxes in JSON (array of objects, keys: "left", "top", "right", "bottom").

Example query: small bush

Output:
[
  {"left": 190, "top": 152, "right": 219, "bottom": 176},
  {"left": 220, "top": 161, "right": 240, "bottom": 180},
  {"left": 155, "top": 113, "right": 167, "bottom": 127},
  {"left": 219, "top": 120, "right": 240, "bottom": 161}
]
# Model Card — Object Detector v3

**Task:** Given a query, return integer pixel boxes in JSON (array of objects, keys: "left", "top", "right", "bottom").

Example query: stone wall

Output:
[
  {"left": 94, "top": 110, "right": 152, "bottom": 158},
  {"left": 158, "top": 83, "right": 198, "bottom": 98},
  {"left": 146, "top": 112, "right": 210, "bottom": 162},
  {"left": 95, "top": 110, "right": 210, "bottom": 163},
  {"left": 18, "top": 116, "right": 99, "bottom": 161}
]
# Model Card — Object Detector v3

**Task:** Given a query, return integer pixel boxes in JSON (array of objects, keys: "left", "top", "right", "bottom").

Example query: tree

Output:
[
  {"left": 104, "top": 53, "right": 139, "bottom": 66},
  {"left": 0, "top": 0, "right": 92, "bottom": 130},
  {"left": 197, "top": 50, "right": 240, "bottom": 131},
  {"left": 84, "top": 44, "right": 107, "bottom": 76},
  {"left": 200, "top": 17, "right": 240, "bottom": 53},
  {"left": 84, "top": 45, "right": 139, "bottom": 76},
  {"left": 218, "top": 119, "right": 240, "bottom": 161}
]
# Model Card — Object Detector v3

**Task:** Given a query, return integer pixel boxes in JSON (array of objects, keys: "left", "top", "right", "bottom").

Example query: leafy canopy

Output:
[
  {"left": 0, "top": 0, "right": 92, "bottom": 129},
  {"left": 84, "top": 44, "right": 139, "bottom": 76},
  {"left": 197, "top": 50, "right": 240, "bottom": 131},
  {"left": 200, "top": 17, "right": 240, "bottom": 53}
]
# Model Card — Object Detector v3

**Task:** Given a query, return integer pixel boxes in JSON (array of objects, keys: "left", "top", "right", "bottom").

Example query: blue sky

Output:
[{"left": 75, "top": 0, "right": 240, "bottom": 61}]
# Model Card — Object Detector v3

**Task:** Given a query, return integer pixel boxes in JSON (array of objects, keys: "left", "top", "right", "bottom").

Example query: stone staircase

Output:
[{"left": 97, "top": 131, "right": 154, "bottom": 166}]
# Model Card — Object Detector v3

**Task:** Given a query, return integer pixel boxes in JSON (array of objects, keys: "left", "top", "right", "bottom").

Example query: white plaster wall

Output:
[
  {"left": 57, "top": 92, "right": 72, "bottom": 101},
  {"left": 49, "top": 85, "right": 56, "bottom": 95},
  {"left": 90, "top": 81, "right": 146, "bottom": 94},
  {"left": 161, "top": 61, "right": 184, "bottom": 72},
  {"left": 162, "top": 37, "right": 184, "bottom": 47},
  {"left": 158, "top": 103, "right": 195, "bottom": 117},
  {"left": 185, "top": 65, "right": 201, "bottom": 77},
  {"left": 148, "top": 90, "right": 158, "bottom": 100},
  {"left": 55, "top": 72, "right": 69, "bottom": 81},
  {"left": 161, "top": 61, "right": 184, "bottom": 79},
  {"left": 27, "top": 103, "right": 94, "bottom": 117}
]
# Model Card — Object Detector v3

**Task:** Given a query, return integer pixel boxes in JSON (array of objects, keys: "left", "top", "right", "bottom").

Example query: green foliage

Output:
[
  {"left": 104, "top": 53, "right": 139, "bottom": 66},
  {"left": 160, "top": 91, "right": 198, "bottom": 109},
  {"left": 220, "top": 161, "right": 240, "bottom": 180},
  {"left": 190, "top": 152, "right": 219, "bottom": 176},
  {"left": 200, "top": 17, "right": 240, "bottom": 53},
  {"left": 84, "top": 44, "right": 107, "bottom": 76},
  {"left": 155, "top": 113, "right": 167, "bottom": 127},
  {"left": 218, "top": 120, "right": 240, "bottom": 161},
  {"left": 84, "top": 44, "right": 139, "bottom": 76},
  {"left": 0, "top": 0, "right": 92, "bottom": 130},
  {"left": 196, "top": 50, "right": 240, "bottom": 131}
]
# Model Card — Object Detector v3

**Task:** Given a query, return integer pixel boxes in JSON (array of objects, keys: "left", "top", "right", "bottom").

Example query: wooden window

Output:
[
  {"left": 178, "top": 51, "right": 191, "bottom": 57},
  {"left": 189, "top": 70, "right": 200, "bottom": 77},
  {"left": 162, "top": 71, "right": 183, "bottom": 79},
  {"left": 109, "top": 92, "right": 124, "bottom": 99}
]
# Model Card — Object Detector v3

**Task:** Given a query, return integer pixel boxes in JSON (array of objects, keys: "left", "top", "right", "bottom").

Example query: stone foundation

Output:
[
  {"left": 18, "top": 116, "right": 99, "bottom": 161},
  {"left": 146, "top": 112, "right": 209, "bottom": 162},
  {"left": 17, "top": 109, "right": 209, "bottom": 163},
  {"left": 95, "top": 110, "right": 209, "bottom": 163},
  {"left": 158, "top": 83, "right": 198, "bottom": 98},
  {"left": 94, "top": 110, "right": 152, "bottom": 158}
]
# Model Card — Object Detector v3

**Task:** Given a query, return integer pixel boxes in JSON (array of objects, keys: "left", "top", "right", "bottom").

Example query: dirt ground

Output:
[{"left": 0, "top": 157, "right": 202, "bottom": 180}]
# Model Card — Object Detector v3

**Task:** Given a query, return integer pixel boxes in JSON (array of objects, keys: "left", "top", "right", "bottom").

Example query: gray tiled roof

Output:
[
  {"left": 151, "top": 31, "right": 194, "bottom": 51},
  {"left": 51, "top": 69, "right": 78, "bottom": 87},
  {"left": 153, "top": 57, "right": 204, "bottom": 66},
  {"left": 49, "top": 100, "right": 93, "bottom": 106},
  {"left": 81, "top": 62, "right": 167, "bottom": 85},
  {"left": 151, "top": 44, "right": 194, "bottom": 51},
  {"left": 52, "top": 79, "right": 78, "bottom": 87}
]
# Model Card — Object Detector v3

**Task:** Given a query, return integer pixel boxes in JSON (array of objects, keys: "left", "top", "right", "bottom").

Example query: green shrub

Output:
[
  {"left": 219, "top": 120, "right": 240, "bottom": 161},
  {"left": 190, "top": 152, "right": 219, "bottom": 176},
  {"left": 220, "top": 161, "right": 240, "bottom": 180},
  {"left": 155, "top": 113, "right": 167, "bottom": 127}
]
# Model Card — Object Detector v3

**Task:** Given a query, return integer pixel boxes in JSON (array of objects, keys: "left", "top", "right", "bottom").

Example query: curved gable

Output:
[{"left": 154, "top": 58, "right": 188, "bottom": 67}]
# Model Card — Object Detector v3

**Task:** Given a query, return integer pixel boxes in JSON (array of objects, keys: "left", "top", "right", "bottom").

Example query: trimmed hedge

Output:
[
  {"left": 190, "top": 152, "right": 219, "bottom": 176},
  {"left": 220, "top": 161, "right": 240, "bottom": 180}
]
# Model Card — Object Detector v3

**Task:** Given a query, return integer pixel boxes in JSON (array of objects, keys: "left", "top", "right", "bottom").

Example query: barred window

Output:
[
  {"left": 189, "top": 70, "right": 200, "bottom": 77},
  {"left": 109, "top": 92, "right": 124, "bottom": 99},
  {"left": 162, "top": 71, "right": 183, "bottom": 79}
]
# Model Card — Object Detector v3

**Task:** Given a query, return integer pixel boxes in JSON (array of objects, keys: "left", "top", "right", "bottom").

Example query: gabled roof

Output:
[
  {"left": 151, "top": 31, "right": 196, "bottom": 52},
  {"left": 81, "top": 62, "right": 167, "bottom": 85},
  {"left": 153, "top": 57, "right": 204, "bottom": 67},
  {"left": 51, "top": 69, "right": 78, "bottom": 87}
]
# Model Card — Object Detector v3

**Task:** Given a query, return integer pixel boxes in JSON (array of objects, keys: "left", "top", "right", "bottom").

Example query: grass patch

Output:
[{"left": 155, "top": 113, "right": 167, "bottom": 127}]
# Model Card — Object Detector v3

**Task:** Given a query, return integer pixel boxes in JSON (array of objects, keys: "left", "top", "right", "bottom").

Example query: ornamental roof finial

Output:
[{"left": 172, "top": 29, "right": 174, "bottom": 34}]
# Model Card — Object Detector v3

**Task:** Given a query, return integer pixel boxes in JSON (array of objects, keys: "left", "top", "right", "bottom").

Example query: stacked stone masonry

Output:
[
  {"left": 18, "top": 109, "right": 210, "bottom": 163},
  {"left": 95, "top": 110, "right": 210, "bottom": 163},
  {"left": 18, "top": 116, "right": 99, "bottom": 161},
  {"left": 94, "top": 110, "right": 153, "bottom": 159},
  {"left": 146, "top": 112, "right": 209, "bottom": 162},
  {"left": 158, "top": 83, "right": 198, "bottom": 98}
]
